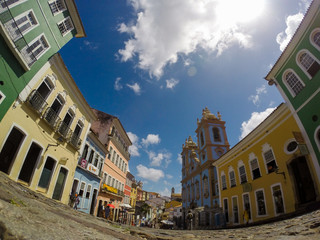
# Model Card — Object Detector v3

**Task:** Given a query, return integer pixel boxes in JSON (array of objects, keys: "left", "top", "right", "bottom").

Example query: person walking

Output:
[
  {"left": 105, "top": 205, "right": 110, "bottom": 220},
  {"left": 243, "top": 209, "right": 249, "bottom": 225},
  {"left": 74, "top": 193, "right": 80, "bottom": 210}
]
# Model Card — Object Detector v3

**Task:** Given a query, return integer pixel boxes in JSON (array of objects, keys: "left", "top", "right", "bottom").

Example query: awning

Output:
[{"left": 120, "top": 203, "right": 132, "bottom": 208}]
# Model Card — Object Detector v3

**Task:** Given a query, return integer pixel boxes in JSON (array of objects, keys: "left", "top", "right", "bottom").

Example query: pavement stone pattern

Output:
[{"left": 0, "top": 171, "right": 319, "bottom": 239}]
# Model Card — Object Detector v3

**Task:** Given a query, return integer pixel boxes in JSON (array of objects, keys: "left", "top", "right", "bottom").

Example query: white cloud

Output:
[
  {"left": 142, "top": 134, "right": 160, "bottom": 147},
  {"left": 276, "top": 13, "right": 304, "bottom": 51},
  {"left": 127, "top": 132, "right": 140, "bottom": 157},
  {"left": 127, "top": 83, "right": 141, "bottom": 95},
  {"left": 159, "top": 187, "right": 171, "bottom": 197},
  {"left": 114, "top": 77, "right": 123, "bottom": 91},
  {"left": 239, "top": 108, "right": 276, "bottom": 140},
  {"left": 82, "top": 40, "right": 99, "bottom": 50},
  {"left": 166, "top": 174, "right": 173, "bottom": 179},
  {"left": 148, "top": 151, "right": 171, "bottom": 167},
  {"left": 136, "top": 164, "right": 164, "bottom": 182},
  {"left": 118, "top": 0, "right": 265, "bottom": 78},
  {"left": 166, "top": 78, "right": 179, "bottom": 89},
  {"left": 248, "top": 85, "right": 267, "bottom": 106},
  {"left": 177, "top": 153, "right": 182, "bottom": 164}
]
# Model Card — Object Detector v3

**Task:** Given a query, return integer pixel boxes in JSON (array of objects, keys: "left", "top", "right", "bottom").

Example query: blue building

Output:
[{"left": 71, "top": 130, "right": 106, "bottom": 215}]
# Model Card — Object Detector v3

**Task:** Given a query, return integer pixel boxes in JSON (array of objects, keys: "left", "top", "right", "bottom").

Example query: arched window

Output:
[
  {"left": 315, "top": 126, "right": 320, "bottom": 151},
  {"left": 283, "top": 70, "right": 305, "bottom": 97},
  {"left": 297, "top": 51, "right": 320, "bottom": 77},
  {"left": 221, "top": 172, "right": 227, "bottom": 190},
  {"left": 238, "top": 161, "right": 247, "bottom": 184},
  {"left": 200, "top": 131, "right": 204, "bottom": 146},
  {"left": 213, "top": 127, "right": 221, "bottom": 142},
  {"left": 229, "top": 167, "right": 236, "bottom": 187},
  {"left": 313, "top": 31, "right": 320, "bottom": 47}
]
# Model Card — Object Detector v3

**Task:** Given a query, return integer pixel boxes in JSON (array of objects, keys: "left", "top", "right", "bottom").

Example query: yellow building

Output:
[
  {"left": 214, "top": 103, "right": 320, "bottom": 226},
  {"left": 0, "top": 53, "right": 96, "bottom": 204}
]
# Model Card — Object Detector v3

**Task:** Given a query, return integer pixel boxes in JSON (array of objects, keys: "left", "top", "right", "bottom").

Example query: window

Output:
[
  {"left": 108, "top": 146, "right": 113, "bottom": 159},
  {"left": 255, "top": 189, "right": 266, "bottom": 216},
  {"left": 283, "top": 71, "right": 305, "bottom": 97},
  {"left": 38, "top": 157, "right": 56, "bottom": 189},
  {"left": 187, "top": 185, "right": 190, "bottom": 202},
  {"left": 70, "top": 120, "right": 83, "bottom": 148},
  {"left": 263, "top": 149, "right": 277, "bottom": 173},
  {"left": 58, "top": 17, "right": 74, "bottom": 36},
  {"left": 196, "top": 180, "right": 200, "bottom": 200},
  {"left": 238, "top": 164, "right": 247, "bottom": 184},
  {"left": 21, "top": 35, "right": 49, "bottom": 66},
  {"left": 191, "top": 183, "right": 195, "bottom": 200},
  {"left": 79, "top": 182, "right": 85, "bottom": 197},
  {"left": 49, "top": 0, "right": 66, "bottom": 15},
  {"left": 298, "top": 51, "right": 320, "bottom": 77},
  {"left": 0, "top": 0, "right": 26, "bottom": 13},
  {"left": 250, "top": 158, "right": 261, "bottom": 179},
  {"left": 29, "top": 77, "right": 54, "bottom": 113},
  {"left": 88, "top": 150, "right": 94, "bottom": 164},
  {"left": 200, "top": 132, "right": 204, "bottom": 146},
  {"left": 315, "top": 127, "right": 320, "bottom": 151},
  {"left": 93, "top": 154, "right": 99, "bottom": 167},
  {"left": 221, "top": 173, "right": 227, "bottom": 190},
  {"left": 81, "top": 144, "right": 89, "bottom": 159},
  {"left": 44, "top": 94, "right": 64, "bottom": 128},
  {"left": 213, "top": 127, "right": 221, "bottom": 142},
  {"left": 107, "top": 176, "right": 111, "bottom": 186},
  {"left": 58, "top": 110, "right": 74, "bottom": 138},
  {"left": 203, "top": 175, "right": 209, "bottom": 198},
  {"left": 115, "top": 154, "right": 119, "bottom": 166},
  {"left": 86, "top": 185, "right": 91, "bottom": 198},
  {"left": 229, "top": 170, "right": 236, "bottom": 187},
  {"left": 112, "top": 151, "right": 116, "bottom": 163},
  {"left": 4, "top": 10, "right": 38, "bottom": 41},
  {"left": 272, "top": 185, "right": 284, "bottom": 215},
  {"left": 285, "top": 140, "right": 298, "bottom": 154},
  {"left": 312, "top": 31, "right": 320, "bottom": 47}
]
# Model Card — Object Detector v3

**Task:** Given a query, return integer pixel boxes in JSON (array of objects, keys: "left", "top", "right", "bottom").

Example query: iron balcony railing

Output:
[
  {"left": 69, "top": 132, "right": 81, "bottom": 149},
  {"left": 43, "top": 107, "right": 61, "bottom": 129},
  {"left": 57, "top": 121, "right": 72, "bottom": 139},
  {"left": 27, "top": 90, "right": 48, "bottom": 114}
]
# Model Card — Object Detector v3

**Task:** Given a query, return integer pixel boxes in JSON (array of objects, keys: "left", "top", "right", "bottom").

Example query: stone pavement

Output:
[{"left": 0, "top": 171, "right": 319, "bottom": 239}]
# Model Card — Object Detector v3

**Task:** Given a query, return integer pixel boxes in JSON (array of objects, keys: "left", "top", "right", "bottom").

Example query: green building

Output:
[
  {"left": 265, "top": 0, "right": 320, "bottom": 177},
  {"left": 0, "top": 0, "right": 85, "bottom": 122}
]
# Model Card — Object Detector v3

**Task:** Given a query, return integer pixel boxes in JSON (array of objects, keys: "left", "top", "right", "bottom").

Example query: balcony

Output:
[
  {"left": 69, "top": 132, "right": 81, "bottom": 149},
  {"left": 57, "top": 121, "right": 72, "bottom": 139},
  {"left": 101, "top": 184, "right": 124, "bottom": 198},
  {"left": 27, "top": 90, "right": 48, "bottom": 114},
  {"left": 43, "top": 107, "right": 61, "bottom": 129}
]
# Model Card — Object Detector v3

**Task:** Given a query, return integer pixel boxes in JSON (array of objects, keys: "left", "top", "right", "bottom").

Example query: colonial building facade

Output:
[
  {"left": 181, "top": 108, "right": 230, "bottom": 229},
  {"left": 0, "top": 0, "right": 85, "bottom": 122},
  {"left": 0, "top": 53, "right": 95, "bottom": 204},
  {"left": 214, "top": 103, "right": 320, "bottom": 226},
  {"left": 91, "top": 109, "right": 132, "bottom": 221},
  {"left": 265, "top": 0, "right": 320, "bottom": 173}
]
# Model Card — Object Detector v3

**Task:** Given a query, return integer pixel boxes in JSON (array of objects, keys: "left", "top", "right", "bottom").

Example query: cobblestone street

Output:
[{"left": 0, "top": 171, "right": 320, "bottom": 240}]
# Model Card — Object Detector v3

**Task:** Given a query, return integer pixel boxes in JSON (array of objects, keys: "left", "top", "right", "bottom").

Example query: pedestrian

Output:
[
  {"left": 243, "top": 209, "right": 249, "bottom": 225},
  {"left": 186, "top": 210, "right": 193, "bottom": 230},
  {"left": 105, "top": 205, "right": 110, "bottom": 220},
  {"left": 73, "top": 193, "right": 80, "bottom": 210}
]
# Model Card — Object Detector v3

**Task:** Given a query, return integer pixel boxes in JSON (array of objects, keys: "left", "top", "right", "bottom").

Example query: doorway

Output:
[
  {"left": 290, "top": 156, "right": 316, "bottom": 204},
  {"left": 18, "top": 142, "right": 42, "bottom": 184},
  {"left": 52, "top": 167, "right": 68, "bottom": 201},
  {"left": 90, "top": 189, "right": 98, "bottom": 215},
  {"left": 0, "top": 127, "right": 25, "bottom": 174}
]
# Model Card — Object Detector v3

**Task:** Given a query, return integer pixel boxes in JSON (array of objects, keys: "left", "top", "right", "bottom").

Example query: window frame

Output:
[
  {"left": 221, "top": 171, "right": 227, "bottom": 190},
  {"left": 242, "top": 193, "right": 252, "bottom": 221},
  {"left": 85, "top": 184, "right": 92, "bottom": 199},
  {"left": 79, "top": 181, "right": 86, "bottom": 197},
  {"left": 48, "top": 0, "right": 67, "bottom": 15},
  {"left": 296, "top": 49, "right": 320, "bottom": 79},
  {"left": 223, "top": 198, "right": 229, "bottom": 223},
  {"left": 270, "top": 183, "right": 285, "bottom": 216},
  {"left": 0, "top": 0, "right": 27, "bottom": 13},
  {"left": 231, "top": 195, "right": 239, "bottom": 224},
  {"left": 57, "top": 16, "right": 74, "bottom": 36},
  {"left": 262, "top": 144, "right": 278, "bottom": 174},
  {"left": 314, "top": 126, "right": 320, "bottom": 153},
  {"left": 310, "top": 28, "right": 320, "bottom": 52},
  {"left": 0, "top": 90, "right": 6, "bottom": 105},
  {"left": 238, "top": 161, "right": 247, "bottom": 184},
  {"left": 255, "top": 188, "right": 267, "bottom": 217},
  {"left": 282, "top": 69, "right": 305, "bottom": 97},
  {"left": 228, "top": 167, "right": 236, "bottom": 188}
]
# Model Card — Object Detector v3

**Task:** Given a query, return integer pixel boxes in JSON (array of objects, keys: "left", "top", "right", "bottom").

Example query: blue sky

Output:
[{"left": 61, "top": 0, "right": 311, "bottom": 196}]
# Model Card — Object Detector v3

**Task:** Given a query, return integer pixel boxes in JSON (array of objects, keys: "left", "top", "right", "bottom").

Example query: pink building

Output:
[{"left": 91, "top": 109, "right": 131, "bottom": 221}]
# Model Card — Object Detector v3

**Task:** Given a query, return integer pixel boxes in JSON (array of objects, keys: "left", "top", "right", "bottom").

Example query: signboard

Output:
[
  {"left": 298, "top": 144, "right": 309, "bottom": 156},
  {"left": 87, "top": 163, "right": 98, "bottom": 175},
  {"left": 293, "top": 131, "right": 305, "bottom": 144},
  {"left": 103, "top": 184, "right": 118, "bottom": 194},
  {"left": 80, "top": 158, "right": 87, "bottom": 168}
]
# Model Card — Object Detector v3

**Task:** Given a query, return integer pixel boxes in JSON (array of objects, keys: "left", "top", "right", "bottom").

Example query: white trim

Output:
[
  {"left": 0, "top": 90, "right": 6, "bottom": 105},
  {"left": 270, "top": 183, "right": 286, "bottom": 216},
  {"left": 0, "top": 123, "right": 27, "bottom": 176},
  {"left": 231, "top": 195, "right": 239, "bottom": 225},
  {"left": 309, "top": 28, "right": 320, "bottom": 52},
  {"left": 220, "top": 171, "right": 227, "bottom": 190},
  {"left": 16, "top": 139, "right": 45, "bottom": 186},
  {"left": 296, "top": 49, "right": 320, "bottom": 79},
  {"left": 261, "top": 143, "right": 277, "bottom": 174},
  {"left": 282, "top": 69, "right": 305, "bottom": 98},
  {"left": 48, "top": 0, "right": 67, "bottom": 16},
  {"left": 4, "top": 9, "right": 39, "bottom": 41},
  {"left": 314, "top": 125, "right": 320, "bottom": 152},
  {"left": 57, "top": 16, "right": 74, "bottom": 36},
  {"left": 283, "top": 138, "right": 298, "bottom": 155},
  {"left": 0, "top": 0, "right": 27, "bottom": 13},
  {"left": 254, "top": 188, "right": 268, "bottom": 217}
]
